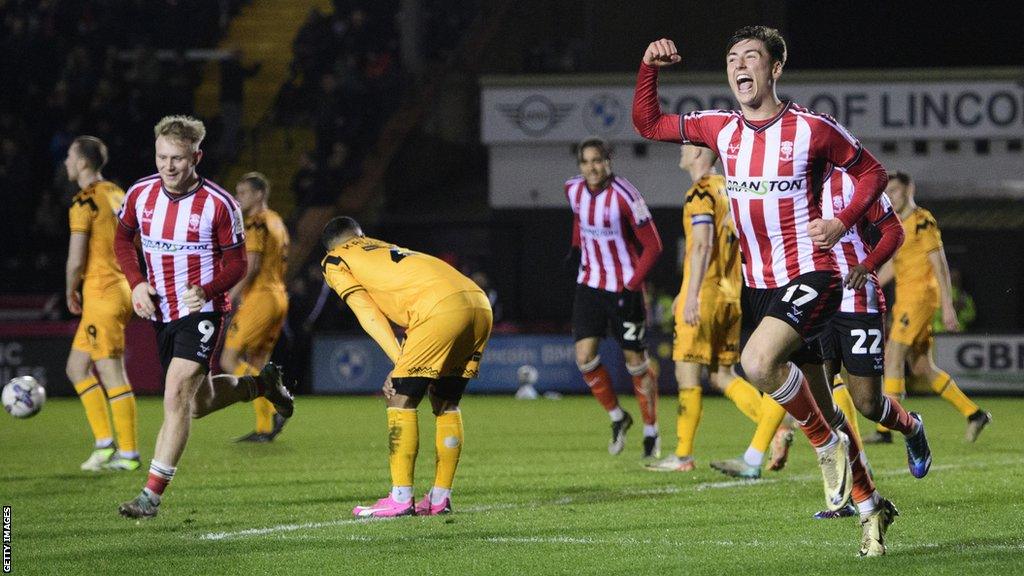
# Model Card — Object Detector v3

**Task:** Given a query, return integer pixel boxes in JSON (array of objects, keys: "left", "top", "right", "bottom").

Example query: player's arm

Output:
[
  {"left": 65, "top": 233, "right": 89, "bottom": 315},
  {"left": 682, "top": 219, "right": 712, "bottom": 325},
  {"left": 928, "top": 247, "right": 959, "bottom": 332},
  {"left": 622, "top": 196, "right": 663, "bottom": 291},
  {"left": 114, "top": 220, "right": 157, "bottom": 319},
  {"left": 845, "top": 203, "right": 904, "bottom": 290},
  {"left": 876, "top": 260, "right": 895, "bottom": 288},
  {"left": 632, "top": 40, "right": 685, "bottom": 143},
  {"left": 809, "top": 122, "right": 887, "bottom": 249},
  {"left": 345, "top": 290, "right": 403, "bottom": 364},
  {"left": 227, "top": 251, "right": 261, "bottom": 304},
  {"left": 183, "top": 246, "right": 247, "bottom": 311}
]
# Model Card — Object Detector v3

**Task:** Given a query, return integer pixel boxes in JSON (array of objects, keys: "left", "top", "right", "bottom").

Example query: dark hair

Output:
[
  {"left": 72, "top": 136, "right": 108, "bottom": 170},
  {"left": 576, "top": 137, "right": 611, "bottom": 163},
  {"left": 321, "top": 216, "right": 362, "bottom": 249},
  {"left": 239, "top": 171, "right": 270, "bottom": 197},
  {"left": 726, "top": 25, "right": 787, "bottom": 66},
  {"left": 887, "top": 171, "right": 912, "bottom": 186}
]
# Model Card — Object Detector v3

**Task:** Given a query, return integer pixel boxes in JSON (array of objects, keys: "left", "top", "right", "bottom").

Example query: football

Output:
[{"left": 2, "top": 376, "right": 46, "bottom": 419}]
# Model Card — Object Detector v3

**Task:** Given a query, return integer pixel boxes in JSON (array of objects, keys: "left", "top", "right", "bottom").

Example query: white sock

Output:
[
  {"left": 814, "top": 432, "right": 839, "bottom": 456},
  {"left": 743, "top": 447, "right": 764, "bottom": 467},
  {"left": 857, "top": 492, "right": 880, "bottom": 519},
  {"left": 430, "top": 487, "right": 451, "bottom": 505},
  {"left": 608, "top": 407, "right": 625, "bottom": 421},
  {"left": 96, "top": 439, "right": 114, "bottom": 449},
  {"left": 119, "top": 450, "right": 140, "bottom": 459},
  {"left": 643, "top": 424, "right": 658, "bottom": 437},
  {"left": 391, "top": 486, "right": 413, "bottom": 503}
]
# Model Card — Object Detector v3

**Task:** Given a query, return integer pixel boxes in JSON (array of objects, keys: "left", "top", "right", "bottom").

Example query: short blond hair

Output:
[
  {"left": 154, "top": 115, "right": 207, "bottom": 150},
  {"left": 239, "top": 171, "right": 271, "bottom": 197}
]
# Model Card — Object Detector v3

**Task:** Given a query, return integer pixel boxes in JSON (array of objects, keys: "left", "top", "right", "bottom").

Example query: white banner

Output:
[
  {"left": 482, "top": 81, "right": 1024, "bottom": 143},
  {"left": 933, "top": 334, "right": 1024, "bottom": 395}
]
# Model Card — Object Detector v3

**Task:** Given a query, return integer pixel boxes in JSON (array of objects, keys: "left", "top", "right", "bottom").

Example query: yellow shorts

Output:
[
  {"left": 672, "top": 291, "right": 740, "bottom": 367},
  {"left": 394, "top": 291, "right": 493, "bottom": 380},
  {"left": 72, "top": 280, "right": 132, "bottom": 360},
  {"left": 890, "top": 299, "right": 935, "bottom": 353},
  {"left": 224, "top": 289, "right": 288, "bottom": 359}
]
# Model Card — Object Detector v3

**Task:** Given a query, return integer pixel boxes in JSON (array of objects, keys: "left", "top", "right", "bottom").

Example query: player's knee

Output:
[
  {"left": 65, "top": 357, "right": 90, "bottom": 382},
  {"left": 740, "top": 348, "right": 772, "bottom": 386},
  {"left": 852, "top": 389, "right": 883, "bottom": 420}
]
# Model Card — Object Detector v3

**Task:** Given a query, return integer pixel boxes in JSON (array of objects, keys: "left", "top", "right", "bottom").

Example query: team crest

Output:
[
  {"left": 832, "top": 195, "right": 844, "bottom": 212},
  {"left": 188, "top": 213, "right": 201, "bottom": 232},
  {"left": 779, "top": 140, "right": 794, "bottom": 161}
]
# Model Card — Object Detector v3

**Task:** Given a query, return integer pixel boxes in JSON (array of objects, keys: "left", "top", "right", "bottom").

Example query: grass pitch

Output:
[{"left": 1, "top": 394, "right": 1022, "bottom": 575}]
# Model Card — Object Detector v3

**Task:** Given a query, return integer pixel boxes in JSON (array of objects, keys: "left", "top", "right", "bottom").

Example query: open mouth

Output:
[{"left": 736, "top": 74, "right": 754, "bottom": 94}]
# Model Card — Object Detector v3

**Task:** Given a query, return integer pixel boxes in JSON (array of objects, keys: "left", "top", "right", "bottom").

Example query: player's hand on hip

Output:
[
  {"left": 66, "top": 290, "right": 83, "bottom": 316},
  {"left": 683, "top": 296, "right": 701, "bottom": 326},
  {"left": 643, "top": 39, "right": 682, "bottom": 67},
  {"left": 182, "top": 284, "right": 207, "bottom": 312},
  {"left": 844, "top": 264, "right": 870, "bottom": 290},
  {"left": 131, "top": 282, "right": 158, "bottom": 319},
  {"left": 382, "top": 371, "right": 396, "bottom": 399},
  {"left": 808, "top": 218, "right": 846, "bottom": 249}
]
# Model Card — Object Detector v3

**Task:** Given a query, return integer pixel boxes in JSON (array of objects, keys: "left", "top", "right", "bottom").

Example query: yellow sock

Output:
[
  {"left": 675, "top": 388, "right": 702, "bottom": 457},
  {"left": 74, "top": 375, "right": 112, "bottom": 444},
  {"left": 723, "top": 377, "right": 762, "bottom": 423},
  {"left": 235, "top": 362, "right": 274, "bottom": 433},
  {"left": 750, "top": 394, "right": 787, "bottom": 453},
  {"left": 106, "top": 383, "right": 138, "bottom": 454},
  {"left": 833, "top": 383, "right": 861, "bottom": 442},
  {"left": 931, "top": 371, "right": 979, "bottom": 418},
  {"left": 877, "top": 377, "right": 906, "bottom": 433},
  {"left": 386, "top": 408, "right": 419, "bottom": 487},
  {"left": 434, "top": 410, "right": 464, "bottom": 490}
]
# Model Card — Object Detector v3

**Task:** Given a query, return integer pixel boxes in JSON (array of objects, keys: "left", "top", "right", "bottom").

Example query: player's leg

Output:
[
  {"left": 416, "top": 377, "right": 467, "bottom": 515},
  {"left": 740, "top": 271, "right": 852, "bottom": 511},
  {"left": 90, "top": 287, "right": 139, "bottom": 470},
  {"left": 351, "top": 377, "right": 427, "bottom": 518},
  {"left": 67, "top": 346, "right": 115, "bottom": 470},
  {"left": 573, "top": 286, "right": 629, "bottom": 447},
  {"left": 910, "top": 344, "right": 990, "bottom": 441},
  {"left": 623, "top": 348, "right": 659, "bottom": 459},
  {"left": 119, "top": 357, "right": 206, "bottom": 518},
  {"left": 94, "top": 358, "right": 139, "bottom": 470},
  {"left": 219, "top": 343, "right": 266, "bottom": 441},
  {"left": 614, "top": 286, "right": 657, "bottom": 457}
]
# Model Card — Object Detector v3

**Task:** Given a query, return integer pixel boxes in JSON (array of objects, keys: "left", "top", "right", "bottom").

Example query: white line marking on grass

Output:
[{"left": 197, "top": 459, "right": 1023, "bottom": 542}]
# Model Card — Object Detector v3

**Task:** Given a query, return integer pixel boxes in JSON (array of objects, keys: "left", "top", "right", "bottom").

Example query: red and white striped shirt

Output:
[
  {"left": 632, "top": 63, "right": 888, "bottom": 290},
  {"left": 822, "top": 169, "right": 895, "bottom": 314},
  {"left": 117, "top": 174, "right": 245, "bottom": 321},
  {"left": 566, "top": 175, "right": 661, "bottom": 292}
]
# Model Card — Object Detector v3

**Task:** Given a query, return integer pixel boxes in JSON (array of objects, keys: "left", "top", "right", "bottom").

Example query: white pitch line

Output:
[{"left": 197, "top": 458, "right": 1023, "bottom": 542}]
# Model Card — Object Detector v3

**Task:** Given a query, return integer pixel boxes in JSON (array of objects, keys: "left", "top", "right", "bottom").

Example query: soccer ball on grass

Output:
[{"left": 2, "top": 376, "right": 46, "bottom": 418}]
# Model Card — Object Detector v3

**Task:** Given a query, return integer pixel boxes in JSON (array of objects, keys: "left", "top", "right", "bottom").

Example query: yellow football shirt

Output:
[
  {"left": 244, "top": 208, "right": 289, "bottom": 295},
  {"left": 68, "top": 180, "right": 127, "bottom": 290},
  {"left": 321, "top": 236, "right": 483, "bottom": 328},
  {"left": 894, "top": 206, "right": 942, "bottom": 309},
  {"left": 682, "top": 174, "right": 741, "bottom": 301}
]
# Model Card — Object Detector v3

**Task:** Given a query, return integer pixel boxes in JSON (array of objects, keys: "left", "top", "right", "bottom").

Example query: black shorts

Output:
[
  {"left": 819, "top": 312, "right": 885, "bottom": 376},
  {"left": 392, "top": 376, "right": 469, "bottom": 403},
  {"left": 572, "top": 284, "right": 646, "bottom": 352},
  {"left": 153, "top": 312, "right": 224, "bottom": 374},
  {"left": 742, "top": 271, "right": 841, "bottom": 365}
]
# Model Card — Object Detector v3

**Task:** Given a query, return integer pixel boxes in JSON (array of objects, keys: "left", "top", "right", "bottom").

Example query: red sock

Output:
[
  {"left": 582, "top": 363, "right": 619, "bottom": 412},
  {"left": 878, "top": 395, "right": 916, "bottom": 435},
  {"left": 768, "top": 363, "right": 833, "bottom": 448},
  {"left": 631, "top": 369, "right": 658, "bottom": 426},
  {"left": 839, "top": 420, "right": 876, "bottom": 503},
  {"left": 145, "top": 460, "right": 176, "bottom": 496}
]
